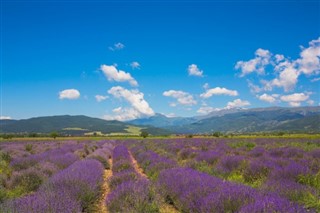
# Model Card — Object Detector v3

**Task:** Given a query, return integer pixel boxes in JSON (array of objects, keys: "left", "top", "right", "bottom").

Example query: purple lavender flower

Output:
[
  {"left": 106, "top": 179, "right": 159, "bottom": 213},
  {"left": 108, "top": 170, "right": 139, "bottom": 190},
  {"left": 196, "top": 150, "right": 220, "bottom": 164},
  {"left": 238, "top": 194, "right": 310, "bottom": 213},
  {"left": 157, "top": 167, "right": 253, "bottom": 212},
  {"left": 216, "top": 155, "right": 245, "bottom": 174}
]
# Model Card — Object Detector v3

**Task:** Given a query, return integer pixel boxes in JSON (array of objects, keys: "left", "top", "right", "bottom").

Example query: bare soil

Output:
[{"left": 96, "top": 159, "right": 113, "bottom": 213}]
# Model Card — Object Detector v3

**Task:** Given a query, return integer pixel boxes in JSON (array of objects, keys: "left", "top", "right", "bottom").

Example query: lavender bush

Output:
[{"left": 106, "top": 180, "right": 159, "bottom": 213}]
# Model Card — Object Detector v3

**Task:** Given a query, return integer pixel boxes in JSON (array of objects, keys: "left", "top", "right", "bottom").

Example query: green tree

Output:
[
  {"left": 28, "top": 132, "right": 38, "bottom": 138},
  {"left": 140, "top": 131, "right": 149, "bottom": 138},
  {"left": 212, "top": 131, "right": 222, "bottom": 137},
  {"left": 50, "top": 132, "right": 59, "bottom": 139}
]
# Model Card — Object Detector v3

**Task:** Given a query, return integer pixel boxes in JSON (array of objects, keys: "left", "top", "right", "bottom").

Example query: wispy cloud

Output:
[
  {"left": 164, "top": 113, "right": 176, "bottom": 118},
  {"left": 109, "top": 42, "right": 125, "bottom": 51},
  {"left": 247, "top": 80, "right": 263, "bottom": 94},
  {"left": 197, "top": 106, "right": 217, "bottom": 114},
  {"left": 307, "top": 100, "right": 315, "bottom": 105},
  {"left": 95, "top": 95, "right": 108, "bottom": 102},
  {"left": 311, "top": 77, "right": 320, "bottom": 82},
  {"left": 163, "top": 90, "right": 197, "bottom": 106},
  {"left": 188, "top": 64, "right": 203, "bottom": 77},
  {"left": 203, "top": 83, "right": 210, "bottom": 90},
  {"left": 59, "top": 89, "right": 80, "bottom": 100},
  {"left": 130, "top": 61, "right": 141, "bottom": 69},
  {"left": 100, "top": 64, "right": 138, "bottom": 87},
  {"left": 197, "top": 99, "right": 250, "bottom": 114}
]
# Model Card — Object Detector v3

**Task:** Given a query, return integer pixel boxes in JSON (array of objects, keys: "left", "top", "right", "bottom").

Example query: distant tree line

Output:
[
  {"left": 0, "top": 130, "right": 319, "bottom": 140},
  {"left": 183, "top": 131, "right": 320, "bottom": 138},
  {"left": 0, "top": 130, "right": 153, "bottom": 139},
  {"left": 0, "top": 132, "right": 61, "bottom": 139}
]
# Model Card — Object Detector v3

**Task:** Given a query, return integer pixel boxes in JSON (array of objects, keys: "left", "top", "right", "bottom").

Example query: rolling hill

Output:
[
  {"left": 171, "top": 107, "right": 320, "bottom": 133},
  {"left": 1, "top": 107, "right": 319, "bottom": 135},
  {"left": 0, "top": 115, "right": 171, "bottom": 136},
  {"left": 128, "top": 113, "right": 198, "bottom": 128}
]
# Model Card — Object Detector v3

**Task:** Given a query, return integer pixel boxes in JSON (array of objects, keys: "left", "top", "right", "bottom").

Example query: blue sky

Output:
[{"left": 1, "top": 1, "right": 320, "bottom": 120}]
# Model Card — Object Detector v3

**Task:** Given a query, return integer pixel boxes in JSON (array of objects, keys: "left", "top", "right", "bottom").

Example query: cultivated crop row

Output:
[
  {"left": 1, "top": 138, "right": 319, "bottom": 212},
  {"left": 106, "top": 145, "right": 159, "bottom": 212},
  {"left": 0, "top": 140, "right": 114, "bottom": 212},
  {"left": 126, "top": 138, "right": 320, "bottom": 212}
]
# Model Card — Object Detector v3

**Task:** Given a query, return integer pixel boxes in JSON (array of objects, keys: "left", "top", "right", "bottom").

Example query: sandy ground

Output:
[
  {"left": 129, "top": 151, "right": 148, "bottom": 179},
  {"left": 96, "top": 159, "right": 113, "bottom": 213}
]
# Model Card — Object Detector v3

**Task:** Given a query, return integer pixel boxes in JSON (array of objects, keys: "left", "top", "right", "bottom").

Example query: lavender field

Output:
[{"left": 0, "top": 137, "right": 319, "bottom": 213}]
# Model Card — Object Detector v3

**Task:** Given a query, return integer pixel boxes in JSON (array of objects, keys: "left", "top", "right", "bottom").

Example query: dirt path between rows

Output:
[
  {"left": 128, "top": 151, "right": 179, "bottom": 213},
  {"left": 97, "top": 159, "right": 113, "bottom": 213},
  {"left": 129, "top": 151, "right": 148, "bottom": 179}
]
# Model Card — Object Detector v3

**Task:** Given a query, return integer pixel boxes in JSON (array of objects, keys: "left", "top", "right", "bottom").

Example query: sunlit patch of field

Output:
[{"left": 62, "top": 127, "right": 89, "bottom": 131}]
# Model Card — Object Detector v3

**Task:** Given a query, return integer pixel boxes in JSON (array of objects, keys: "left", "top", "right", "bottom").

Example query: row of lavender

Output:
[
  {"left": 126, "top": 138, "right": 319, "bottom": 212},
  {"left": 0, "top": 140, "right": 113, "bottom": 212},
  {"left": 106, "top": 145, "right": 159, "bottom": 212},
  {"left": 175, "top": 138, "right": 319, "bottom": 211},
  {"left": 1, "top": 138, "right": 318, "bottom": 212}
]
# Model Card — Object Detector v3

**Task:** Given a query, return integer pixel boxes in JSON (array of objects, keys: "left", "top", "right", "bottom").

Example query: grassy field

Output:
[{"left": 1, "top": 133, "right": 320, "bottom": 143}]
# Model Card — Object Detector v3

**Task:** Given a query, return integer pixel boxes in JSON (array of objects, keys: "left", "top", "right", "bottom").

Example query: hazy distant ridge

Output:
[{"left": 1, "top": 107, "right": 319, "bottom": 135}]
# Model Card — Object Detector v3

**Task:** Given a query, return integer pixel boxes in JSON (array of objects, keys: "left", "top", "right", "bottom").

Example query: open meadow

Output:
[{"left": 0, "top": 136, "right": 319, "bottom": 212}]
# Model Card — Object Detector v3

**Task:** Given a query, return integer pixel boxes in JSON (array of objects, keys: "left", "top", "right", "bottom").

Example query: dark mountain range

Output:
[
  {"left": 0, "top": 107, "right": 319, "bottom": 135},
  {"left": 128, "top": 113, "right": 198, "bottom": 128},
  {"left": 171, "top": 106, "right": 320, "bottom": 133}
]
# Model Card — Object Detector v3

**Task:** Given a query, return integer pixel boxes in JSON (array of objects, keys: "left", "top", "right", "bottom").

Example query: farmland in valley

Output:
[{"left": 0, "top": 137, "right": 319, "bottom": 212}]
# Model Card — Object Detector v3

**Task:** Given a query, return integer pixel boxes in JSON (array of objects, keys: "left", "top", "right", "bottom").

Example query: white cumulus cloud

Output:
[
  {"left": 59, "top": 89, "right": 80, "bottom": 100},
  {"left": 197, "top": 106, "right": 218, "bottom": 114},
  {"left": 163, "top": 90, "right": 197, "bottom": 106},
  {"left": 100, "top": 64, "right": 138, "bottom": 87},
  {"left": 257, "top": 93, "right": 279, "bottom": 103},
  {"left": 200, "top": 87, "right": 238, "bottom": 99},
  {"left": 237, "top": 37, "right": 320, "bottom": 93},
  {"left": 95, "top": 95, "right": 108, "bottom": 102},
  {"left": 235, "top": 48, "right": 271, "bottom": 77},
  {"left": 280, "top": 93, "right": 310, "bottom": 107},
  {"left": 288, "top": 102, "right": 301, "bottom": 107},
  {"left": 108, "top": 86, "right": 154, "bottom": 116},
  {"left": 188, "top": 64, "right": 203, "bottom": 77},
  {"left": 269, "top": 60, "right": 299, "bottom": 92},
  {"left": 104, "top": 107, "right": 141, "bottom": 121},
  {"left": 0, "top": 116, "right": 12, "bottom": 120},
  {"left": 297, "top": 37, "right": 320, "bottom": 75},
  {"left": 226, "top": 99, "right": 250, "bottom": 109}
]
